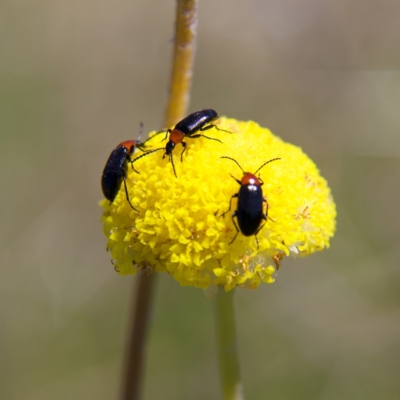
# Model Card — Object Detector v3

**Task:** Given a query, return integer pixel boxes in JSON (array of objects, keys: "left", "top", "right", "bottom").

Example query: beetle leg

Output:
[
  {"left": 190, "top": 133, "right": 222, "bottom": 144},
  {"left": 130, "top": 161, "right": 140, "bottom": 174},
  {"left": 253, "top": 219, "right": 268, "bottom": 250},
  {"left": 152, "top": 128, "right": 171, "bottom": 141},
  {"left": 199, "top": 124, "right": 232, "bottom": 134},
  {"left": 262, "top": 197, "right": 275, "bottom": 222},
  {"left": 128, "top": 154, "right": 140, "bottom": 174},
  {"left": 122, "top": 174, "right": 139, "bottom": 212},
  {"left": 135, "top": 142, "right": 147, "bottom": 152},
  {"left": 148, "top": 128, "right": 170, "bottom": 141},
  {"left": 180, "top": 141, "right": 187, "bottom": 162},
  {"left": 221, "top": 193, "right": 238, "bottom": 218},
  {"left": 255, "top": 220, "right": 266, "bottom": 236},
  {"left": 229, "top": 212, "right": 240, "bottom": 244},
  {"left": 164, "top": 129, "right": 171, "bottom": 141}
]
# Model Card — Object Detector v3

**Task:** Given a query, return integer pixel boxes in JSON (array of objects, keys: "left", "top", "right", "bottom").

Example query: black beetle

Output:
[
  {"left": 220, "top": 156, "right": 281, "bottom": 247},
  {"left": 101, "top": 125, "right": 145, "bottom": 211},
  {"left": 133, "top": 109, "right": 230, "bottom": 177}
]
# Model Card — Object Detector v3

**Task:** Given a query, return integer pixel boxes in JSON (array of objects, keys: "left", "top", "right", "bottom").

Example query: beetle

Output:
[
  {"left": 101, "top": 124, "right": 145, "bottom": 211},
  {"left": 132, "top": 109, "right": 230, "bottom": 177},
  {"left": 220, "top": 156, "right": 281, "bottom": 248}
]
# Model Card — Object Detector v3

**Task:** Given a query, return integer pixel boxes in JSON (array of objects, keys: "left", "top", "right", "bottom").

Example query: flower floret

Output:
[{"left": 101, "top": 118, "right": 336, "bottom": 290}]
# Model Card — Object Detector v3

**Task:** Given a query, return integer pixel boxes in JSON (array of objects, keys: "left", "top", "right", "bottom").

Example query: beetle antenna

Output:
[
  {"left": 220, "top": 156, "right": 245, "bottom": 175},
  {"left": 254, "top": 158, "right": 281, "bottom": 176},
  {"left": 137, "top": 122, "right": 144, "bottom": 141},
  {"left": 131, "top": 147, "right": 164, "bottom": 166}
]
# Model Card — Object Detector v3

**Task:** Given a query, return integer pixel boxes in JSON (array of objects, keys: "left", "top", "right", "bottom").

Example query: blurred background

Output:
[{"left": 1, "top": 0, "right": 400, "bottom": 399}]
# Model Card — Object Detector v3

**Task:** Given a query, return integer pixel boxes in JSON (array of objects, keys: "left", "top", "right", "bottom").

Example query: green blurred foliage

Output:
[{"left": 1, "top": 1, "right": 400, "bottom": 399}]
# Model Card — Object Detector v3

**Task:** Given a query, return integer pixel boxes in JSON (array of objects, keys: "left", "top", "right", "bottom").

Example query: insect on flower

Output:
[
  {"left": 220, "top": 156, "right": 281, "bottom": 248},
  {"left": 132, "top": 109, "right": 231, "bottom": 177},
  {"left": 101, "top": 124, "right": 145, "bottom": 212},
  {"left": 101, "top": 117, "right": 337, "bottom": 289}
]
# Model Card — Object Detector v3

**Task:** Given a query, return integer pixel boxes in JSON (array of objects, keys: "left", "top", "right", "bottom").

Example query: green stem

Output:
[
  {"left": 121, "top": 274, "right": 156, "bottom": 400},
  {"left": 213, "top": 287, "right": 244, "bottom": 400}
]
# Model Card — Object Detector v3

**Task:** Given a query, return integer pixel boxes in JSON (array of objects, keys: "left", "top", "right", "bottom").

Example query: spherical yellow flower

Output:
[{"left": 100, "top": 117, "right": 336, "bottom": 291}]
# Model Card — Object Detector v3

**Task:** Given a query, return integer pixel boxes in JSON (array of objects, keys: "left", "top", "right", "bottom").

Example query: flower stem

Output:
[
  {"left": 121, "top": 1, "right": 198, "bottom": 400},
  {"left": 213, "top": 287, "right": 244, "bottom": 400},
  {"left": 164, "top": 0, "right": 198, "bottom": 127},
  {"left": 121, "top": 273, "right": 156, "bottom": 400}
]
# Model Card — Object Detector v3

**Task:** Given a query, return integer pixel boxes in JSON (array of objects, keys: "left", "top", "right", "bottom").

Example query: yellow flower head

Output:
[{"left": 100, "top": 117, "right": 336, "bottom": 291}]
